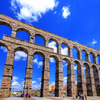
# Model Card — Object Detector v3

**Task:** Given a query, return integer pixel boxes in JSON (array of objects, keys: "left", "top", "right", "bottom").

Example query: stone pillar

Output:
[
  {"left": 93, "top": 67, "right": 100, "bottom": 96},
  {"left": 77, "top": 50, "right": 80, "bottom": 60},
  {"left": 0, "top": 50, "right": 14, "bottom": 97},
  {"left": 93, "top": 55, "right": 97, "bottom": 64},
  {"left": 29, "top": 36, "right": 34, "bottom": 43},
  {"left": 94, "top": 55, "right": 98, "bottom": 64},
  {"left": 11, "top": 30, "right": 17, "bottom": 38},
  {"left": 86, "top": 66, "right": 97, "bottom": 96},
  {"left": 98, "top": 68, "right": 100, "bottom": 84},
  {"left": 99, "top": 57, "right": 100, "bottom": 65},
  {"left": 69, "top": 47, "right": 72, "bottom": 58},
  {"left": 41, "top": 58, "right": 49, "bottom": 97},
  {"left": 85, "top": 53, "right": 88, "bottom": 62},
  {"left": 79, "top": 51, "right": 82, "bottom": 60},
  {"left": 90, "top": 67, "right": 97, "bottom": 96},
  {"left": 77, "top": 64, "right": 87, "bottom": 95},
  {"left": 24, "top": 54, "right": 33, "bottom": 97},
  {"left": 67, "top": 62, "right": 76, "bottom": 96},
  {"left": 55, "top": 61, "right": 63, "bottom": 97},
  {"left": 45, "top": 40, "right": 48, "bottom": 47},
  {"left": 97, "top": 68, "right": 100, "bottom": 96},
  {"left": 57, "top": 44, "right": 61, "bottom": 54},
  {"left": 86, "top": 53, "right": 90, "bottom": 62}
]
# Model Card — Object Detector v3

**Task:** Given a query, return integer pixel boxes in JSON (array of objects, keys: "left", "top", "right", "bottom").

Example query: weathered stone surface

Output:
[{"left": 0, "top": 14, "right": 100, "bottom": 97}]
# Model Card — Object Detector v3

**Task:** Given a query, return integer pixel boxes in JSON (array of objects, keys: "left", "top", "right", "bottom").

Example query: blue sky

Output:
[{"left": 0, "top": 0, "right": 100, "bottom": 91}]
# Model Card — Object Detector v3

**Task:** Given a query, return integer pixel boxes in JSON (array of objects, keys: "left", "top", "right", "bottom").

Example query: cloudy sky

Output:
[{"left": 0, "top": 0, "right": 100, "bottom": 91}]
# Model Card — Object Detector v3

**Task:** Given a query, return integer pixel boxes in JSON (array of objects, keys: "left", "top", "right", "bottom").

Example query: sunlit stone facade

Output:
[{"left": 0, "top": 14, "right": 100, "bottom": 97}]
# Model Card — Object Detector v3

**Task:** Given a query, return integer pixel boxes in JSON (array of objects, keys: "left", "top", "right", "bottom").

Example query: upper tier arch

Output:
[
  {"left": 62, "top": 57, "right": 70, "bottom": 64},
  {"left": 15, "top": 26, "right": 31, "bottom": 36},
  {"left": 14, "top": 46, "right": 28, "bottom": 54},
  {"left": 81, "top": 49, "right": 88, "bottom": 54},
  {"left": 34, "top": 33, "right": 46, "bottom": 42},
  {"left": 0, "top": 20, "right": 13, "bottom": 29},
  {"left": 0, "top": 42, "right": 8, "bottom": 50},
  {"left": 33, "top": 51, "right": 45, "bottom": 59},
  {"left": 48, "top": 37, "right": 59, "bottom": 45}
]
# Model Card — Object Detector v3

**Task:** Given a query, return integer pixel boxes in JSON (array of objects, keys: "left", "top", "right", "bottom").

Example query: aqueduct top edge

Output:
[{"left": 0, "top": 13, "right": 100, "bottom": 54}]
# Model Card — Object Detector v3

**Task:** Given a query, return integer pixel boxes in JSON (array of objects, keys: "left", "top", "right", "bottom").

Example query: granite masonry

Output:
[{"left": 0, "top": 14, "right": 100, "bottom": 97}]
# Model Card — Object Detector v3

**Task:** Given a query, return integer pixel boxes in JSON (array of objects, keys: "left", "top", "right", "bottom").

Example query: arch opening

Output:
[
  {"left": 0, "top": 21, "right": 12, "bottom": 29},
  {"left": 74, "top": 61, "right": 83, "bottom": 94},
  {"left": 92, "top": 65, "right": 98, "bottom": 82},
  {"left": 34, "top": 36, "right": 45, "bottom": 46},
  {"left": 11, "top": 50, "right": 27, "bottom": 93},
  {"left": 0, "top": 25, "right": 12, "bottom": 39},
  {"left": 16, "top": 28, "right": 30, "bottom": 35},
  {"left": 83, "top": 63, "right": 93, "bottom": 96},
  {"left": 62, "top": 59, "right": 67, "bottom": 96},
  {"left": 82, "top": 50, "right": 86, "bottom": 61},
  {"left": 14, "top": 47, "right": 28, "bottom": 55},
  {"left": 89, "top": 52, "right": 95, "bottom": 64},
  {"left": 32, "top": 54, "right": 43, "bottom": 97},
  {"left": 83, "top": 63, "right": 90, "bottom": 80},
  {"left": 48, "top": 40, "right": 58, "bottom": 53},
  {"left": 49, "top": 57, "right": 56, "bottom": 97},
  {"left": 62, "top": 58, "right": 71, "bottom": 96},
  {"left": 61, "top": 44, "right": 68, "bottom": 56},
  {"left": 72, "top": 47, "right": 79, "bottom": 59},
  {"left": 97, "top": 55, "right": 100, "bottom": 65},
  {"left": 16, "top": 31, "right": 30, "bottom": 41},
  {"left": 74, "top": 62, "right": 77, "bottom": 94},
  {"left": 83, "top": 65, "right": 86, "bottom": 81}
]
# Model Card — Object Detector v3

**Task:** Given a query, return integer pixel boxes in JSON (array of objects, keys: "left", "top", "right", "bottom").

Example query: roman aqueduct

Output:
[{"left": 0, "top": 14, "right": 100, "bottom": 97}]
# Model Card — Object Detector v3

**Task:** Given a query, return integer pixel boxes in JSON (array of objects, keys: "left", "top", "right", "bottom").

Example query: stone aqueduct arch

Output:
[{"left": 0, "top": 14, "right": 100, "bottom": 97}]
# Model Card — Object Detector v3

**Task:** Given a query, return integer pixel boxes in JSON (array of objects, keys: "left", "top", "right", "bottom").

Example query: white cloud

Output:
[
  {"left": 89, "top": 39, "right": 97, "bottom": 47},
  {"left": 37, "top": 78, "right": 41, "bottom": 81},
  {"left": 32, "top": 82, "right": 41, "bottom": 90},
  {"left": 33, "top": 58, "right": 43, "bottom": 68},
  {"left": 63, "top": 77, "right": 67, "bottom": 86},
  {"left": 11, "top": 76, "right": 25, "bottom": 91},
  {"left": 49, "top": 57, "right": 55, "bottom": 63},
  {"left": 63, "top": 63, "right": 67, "bottom": 68},
  {"left": 32, "top": 81, "right": 36, "bottom": 84},
  {"left": 11, "top": 76, "right": 20, "bottom": 89},
  {"left": 49, "top": 41, "right": 57, "bottom": 53},
  {"left": 38, "top": 61, "right": 43, "bottom": 67},
  {"left": 62, "top": 6, "right": 70, "bottom": 19},
  {"left": 62, "top": 60, "right": 67, "bottom": 67},
  {"left": 12, "top": 76, "right": 19, "bottom": 82},
  {"left": 92, "top": 39, "right": 97, "bottom": 45},
  {"left": 75, "top": 81, "right": 77, "bottom": 85},
  {"left": 49, "top": 81, "right": 55, "bottom": 87},
  {"left": 74, "top": 66, "right": 77, "bottom": 70},
  {"left": 61, "top": 47, "right": 68, "bottom": 56},
  {"left": 33, "top": 58, "right": 38, "bottom": 63},
  {"left": 84, "top": 67, "right": 86, "bottom": 70},
  {"left": 12, "top": 81, "right": 20, "bottom": 88},
  {"left": 21, "top": 81, "right": 24, "bottom": 87},
  {"left": 92, "top": 39, "right": 97, "bottom": 46},
  {"left": 11, "top": 0, "right": 59, "bottom": 22},
  {"left": 0, "top": 46, "right": 7, "bottom": 52},
  {"left": 14, "top": 51, "right": 27, "bottom": 61}
]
